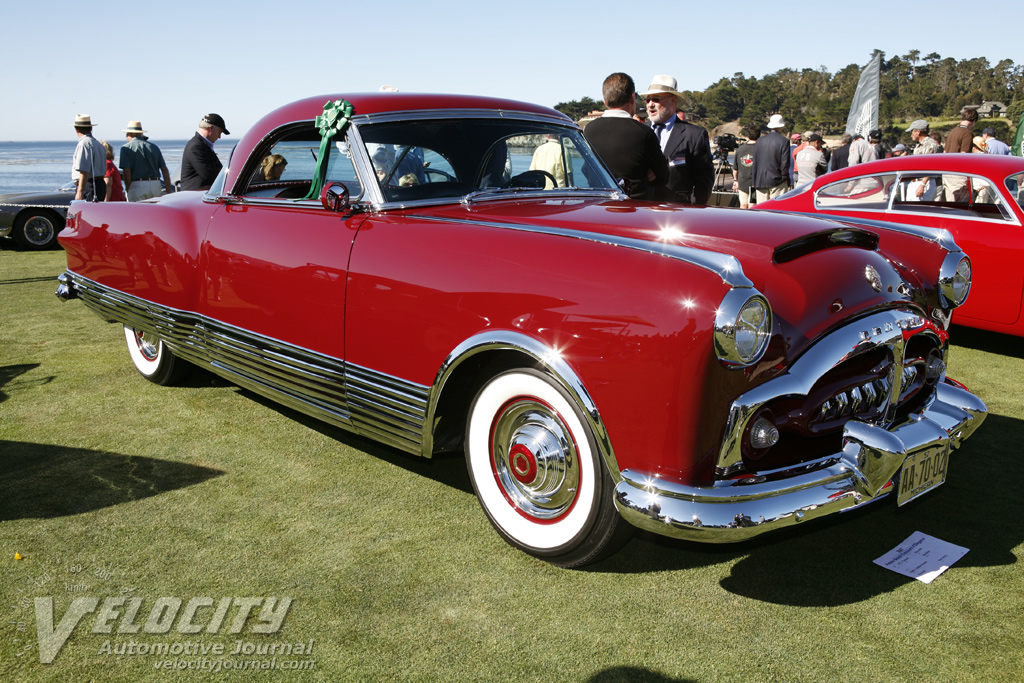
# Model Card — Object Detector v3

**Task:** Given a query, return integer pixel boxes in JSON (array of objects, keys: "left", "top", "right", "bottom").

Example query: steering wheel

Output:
[{"left": 504, "top": 170, "right": 557, "bottom": 189}]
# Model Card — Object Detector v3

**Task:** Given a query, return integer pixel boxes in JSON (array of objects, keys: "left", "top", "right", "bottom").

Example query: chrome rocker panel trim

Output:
[
  {"left": 614, "top": 380, "right": 987, "bottom": 543},
  {"left": 57, "top": 271, "right": 429, "bottom": 456}
]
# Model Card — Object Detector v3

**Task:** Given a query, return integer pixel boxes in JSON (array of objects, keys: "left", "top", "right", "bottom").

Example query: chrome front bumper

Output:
[{"left": 613, "top": 381, "right": 987, "bottom": 543}]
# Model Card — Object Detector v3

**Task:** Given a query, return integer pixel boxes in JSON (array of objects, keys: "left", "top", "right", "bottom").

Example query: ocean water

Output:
[
  {"left": 0, "top": 140, "right": 234, "bottom": 195},
  {"left": 0, "top": 141, "right": 542, "bottom": 196}
]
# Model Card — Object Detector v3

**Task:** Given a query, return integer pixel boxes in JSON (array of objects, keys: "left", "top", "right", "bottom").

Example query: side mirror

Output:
[
  {"left": 320, "top": 181, "right": 350, "bottom": 212},
  {"left": 617, "top": 178, "right": 633, "bottom": 197}
]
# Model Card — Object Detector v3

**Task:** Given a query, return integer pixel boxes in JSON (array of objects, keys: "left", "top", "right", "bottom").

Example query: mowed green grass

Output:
[{"left": 1, "top": 245, "right": 1022, "bottom": 683}]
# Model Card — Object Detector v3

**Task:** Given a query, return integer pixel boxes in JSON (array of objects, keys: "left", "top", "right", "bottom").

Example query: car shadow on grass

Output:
[
  {"left": 237, "top": 387, "right": 476, "bottom": 495},
  {"left": 0, "top": 363, "right": 52, "bottom": 404},
  {"left": 951, "top": 324, "right": 1024, "bottom": 360},
  {"left": 589, "top": 413, "right": 1022, "bottom": 605},
  {"left": 0, "top": 440, "right": 224, "bottom": 521}
]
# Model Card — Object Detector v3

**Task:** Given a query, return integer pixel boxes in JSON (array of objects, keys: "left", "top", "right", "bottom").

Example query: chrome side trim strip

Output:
[
  {"left": 409, "top": 214, "right": 753, "bottom": 288},
  {"left": 61, "top": 272, "right": 429, "bottom": 456}
]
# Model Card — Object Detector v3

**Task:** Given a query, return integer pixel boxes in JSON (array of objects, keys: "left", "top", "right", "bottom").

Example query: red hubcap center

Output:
[{"left": 509, "top": 443, "right": 537, "bottom": 484}]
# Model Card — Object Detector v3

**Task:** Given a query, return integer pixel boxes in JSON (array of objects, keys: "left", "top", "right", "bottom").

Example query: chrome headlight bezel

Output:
[
  {"left": 714, "top": 289, "right": 773, "bottom": 368},
  {"left": 938, "top": 252, "right": 972, "bottom": 308}
]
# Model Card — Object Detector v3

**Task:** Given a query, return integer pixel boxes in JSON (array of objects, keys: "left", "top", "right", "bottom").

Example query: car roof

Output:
[
  {"left": 821, "top": 153, "right": 1024, "bottom": 182},
  {"left": 227, "top": 93, "right": 571, "bottom": 189}
]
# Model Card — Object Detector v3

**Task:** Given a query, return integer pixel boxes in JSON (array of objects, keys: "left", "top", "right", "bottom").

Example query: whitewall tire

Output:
[
  {"left": 123, "top": 325, "right": 188, "bottom": 386},
  {"left": 465, "top": 368, "right": 629, "bottom": 567}
]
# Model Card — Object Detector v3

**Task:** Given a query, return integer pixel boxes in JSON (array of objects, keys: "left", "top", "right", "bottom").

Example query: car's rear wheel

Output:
[
  {"left": 124, "top": 325, "right": 189, "bottom": 386},
  {"left": 13, "top": 209, "right": 62, "bottom": 250},
  {"left": 465, "top": 368, "right": 630, "bottom": 567}
]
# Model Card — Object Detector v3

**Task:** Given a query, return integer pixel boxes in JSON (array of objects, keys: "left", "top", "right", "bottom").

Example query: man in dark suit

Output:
[
  {"left": 180, "top": 113, "right": 230, "bottom": 191},
  {"left": 641, "top": 75, "right": 714, "bottom": 205},
  {"left": 583, "top": 73, "right": 668, "bottom": 200}
]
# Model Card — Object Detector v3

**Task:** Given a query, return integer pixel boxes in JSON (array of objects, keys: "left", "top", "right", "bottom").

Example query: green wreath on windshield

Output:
[{"left": 302, "top": 99, "right": 355, "bottom": 200}]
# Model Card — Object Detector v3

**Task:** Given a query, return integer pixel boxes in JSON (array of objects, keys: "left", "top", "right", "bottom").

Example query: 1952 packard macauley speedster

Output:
[{"left": 56, "top": 93, "right": 988, "bottom": 567}]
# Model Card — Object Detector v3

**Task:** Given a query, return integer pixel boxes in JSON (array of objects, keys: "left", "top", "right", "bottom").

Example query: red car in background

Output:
[
  {"left": 757, "top": 154, "right": 1024, "bottom": 336},
  {"left": 56, "top": 94, "right": 987, "bottom": 566}
]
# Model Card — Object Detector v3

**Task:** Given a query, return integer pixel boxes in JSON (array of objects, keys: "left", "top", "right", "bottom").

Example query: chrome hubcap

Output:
[
  {"left": 490, "top": 398, "right": 580, "bottom": 521},
  {"left": 133, "top": 329, "right": 160, "bottom": 361}
]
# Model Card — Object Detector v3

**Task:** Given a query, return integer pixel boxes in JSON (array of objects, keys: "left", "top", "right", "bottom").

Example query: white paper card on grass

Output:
[{"left": 873, "top": 531, "right": 969, "bottom": 584}]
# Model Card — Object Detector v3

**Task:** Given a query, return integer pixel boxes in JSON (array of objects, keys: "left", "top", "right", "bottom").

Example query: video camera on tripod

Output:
[{"left": 712, "top": 133, "right": 740, "bottom": 161}]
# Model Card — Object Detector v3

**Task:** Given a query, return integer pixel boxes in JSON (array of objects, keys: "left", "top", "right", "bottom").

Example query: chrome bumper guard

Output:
[{"left": 613, "top": 381, "right": 987, "bottom": 542}]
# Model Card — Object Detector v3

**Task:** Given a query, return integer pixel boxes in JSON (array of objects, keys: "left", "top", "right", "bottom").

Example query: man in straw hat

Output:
[
  {"left": 71, "top": 115, "right": 106, "bottom": 202},
  {"left": 640, "top": 75, "right": 713, "bottom": 205},
  {"left": 119, "top": 120, "right": 173, "bottom": 202},
  {"left": 752, "top": 113, "right": 791, "bottom": 202}
]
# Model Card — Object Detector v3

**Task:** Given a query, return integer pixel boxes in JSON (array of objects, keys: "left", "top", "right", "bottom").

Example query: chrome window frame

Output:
[{"left": 812, "top": 169, "right": 1022, "bottom": 227}]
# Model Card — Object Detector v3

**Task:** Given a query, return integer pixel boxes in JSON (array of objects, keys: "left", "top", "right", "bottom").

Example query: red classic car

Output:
[
  {"left": 756, "top": 154, "right": 1024, "bottom": 336},
  {"left": 56, "top": 93, "right": 987, "bottom": 567}
]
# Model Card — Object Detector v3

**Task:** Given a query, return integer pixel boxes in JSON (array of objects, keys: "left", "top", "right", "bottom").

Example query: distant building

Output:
[{"left": 965, "top": 101, "right": 1008, "bottom": 118}]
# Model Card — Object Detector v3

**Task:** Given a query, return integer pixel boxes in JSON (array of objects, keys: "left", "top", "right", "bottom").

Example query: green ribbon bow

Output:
[{"left": 303, "top": 99, "right": 354, "bottom": 200}]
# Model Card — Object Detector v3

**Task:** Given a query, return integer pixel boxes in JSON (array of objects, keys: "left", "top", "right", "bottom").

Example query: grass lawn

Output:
[{"left": 2, "top": 244, "right": 1022, "bottom": 682}]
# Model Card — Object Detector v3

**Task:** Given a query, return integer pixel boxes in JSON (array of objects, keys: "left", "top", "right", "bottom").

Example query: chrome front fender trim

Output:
[
  {"left": 410, "top": 214, "right": 753, "bottom": 288},
  {"left": 430, "top": 330, "right": 620, "bottom": 480},
  {"left": 614, "top": 380, "right": 986, "bottom": 542}
]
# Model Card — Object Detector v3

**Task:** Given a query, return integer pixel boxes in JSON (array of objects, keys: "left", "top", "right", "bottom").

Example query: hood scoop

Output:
[{"left": 773, "top": 228, "right": 879, "bottom": 264}]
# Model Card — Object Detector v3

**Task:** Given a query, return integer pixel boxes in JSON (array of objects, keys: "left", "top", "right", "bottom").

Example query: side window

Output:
[
  {"left": 1005, "top": 172, "right": 1024, "bottom": 209},
  {"left": 815, "top": 174, "right": 896, "bottom": 211},
  {"left": 240, "top": 130, "right": 364, "bottom": 200},
  {"left": 368, "top": 144, "right": 457, "bottom": 187},
  {"left": 892, "top": 173, "right": 1013, "bottom": 221}
]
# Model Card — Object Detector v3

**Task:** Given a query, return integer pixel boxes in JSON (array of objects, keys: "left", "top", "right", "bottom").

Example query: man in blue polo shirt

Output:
[
  {"left": 981, "top": 127, "right": 1011, "bottom": 155},
  {"left": 119, "top": 120, "right": 173, "bottom": 201}
]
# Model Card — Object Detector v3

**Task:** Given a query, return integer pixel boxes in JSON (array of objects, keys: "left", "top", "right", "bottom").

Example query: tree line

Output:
[{"left": 556, "top": 51, "right": 1022, "bottom": 139}]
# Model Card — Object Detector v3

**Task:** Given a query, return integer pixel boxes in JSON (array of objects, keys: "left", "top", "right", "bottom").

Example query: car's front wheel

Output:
[
  {"left": 13, "top": 209, "right": 62, "bottom": 250},
  {"left": 465, "top": 368, "right": 630, "bottom": 567},
  {"left": 124, "top": 326, "right": 189, "bottom": 386}
]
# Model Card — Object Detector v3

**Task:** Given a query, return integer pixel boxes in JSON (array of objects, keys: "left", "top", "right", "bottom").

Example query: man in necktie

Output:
[{"left": 640, "top": 75, "right": 714, "bottom": 205}]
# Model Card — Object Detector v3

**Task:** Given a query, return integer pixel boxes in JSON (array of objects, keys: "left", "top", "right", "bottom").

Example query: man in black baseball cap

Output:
[{"left": 180, "top": 113, "right": 230, "bottom": 191}]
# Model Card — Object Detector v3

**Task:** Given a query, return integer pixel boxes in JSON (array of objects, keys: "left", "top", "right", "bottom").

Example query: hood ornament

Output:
[{"left": 865, "top": 265, "right": 882, "bottom": 293}]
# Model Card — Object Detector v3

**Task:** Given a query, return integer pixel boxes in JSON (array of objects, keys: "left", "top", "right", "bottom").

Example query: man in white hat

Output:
[
  {"left": 640, "top": 75, "right": 713, "bottom": 205},
  {"left": 752, "top": 114, "right": 791, "bottom": 202},
  {"left": 119, "top": 121, "right": 173, "bottom": 201},
  {"left": 71, "top": 115, "right": 106, "bottom": 202}
]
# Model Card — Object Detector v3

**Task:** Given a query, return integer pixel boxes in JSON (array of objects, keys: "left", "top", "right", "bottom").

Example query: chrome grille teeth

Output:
[
  {"left": 817, "top": 377, "right": 892, "bottom": 423},
  {"left": 849, "top": 387, "right": 863, "bottom": 413}
]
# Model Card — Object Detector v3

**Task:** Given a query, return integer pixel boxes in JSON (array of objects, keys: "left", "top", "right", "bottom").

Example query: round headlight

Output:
[
  {"left": 938, "top": 253, "right": 972, "bottom": 308},
  {"left": 715, "top": 290, "right": 772, "bottom": 368}
]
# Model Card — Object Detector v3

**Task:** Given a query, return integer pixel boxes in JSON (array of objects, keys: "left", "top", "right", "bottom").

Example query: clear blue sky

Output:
[{"left": 2, "top": 0, "right": 1020, "bottom": 141}]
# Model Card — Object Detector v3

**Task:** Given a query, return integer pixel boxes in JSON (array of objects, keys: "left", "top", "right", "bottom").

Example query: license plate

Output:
[{"left": 896, "top": 448, "right": 949, "bottom": 506}]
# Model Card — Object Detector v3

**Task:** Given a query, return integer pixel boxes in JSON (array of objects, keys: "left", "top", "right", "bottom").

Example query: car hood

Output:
[
  {"left": 0, "top": 188, "right": 74, "bottom": 203},
  {"left": 415, "top": 198, "right": 932, "bottom": 355}
]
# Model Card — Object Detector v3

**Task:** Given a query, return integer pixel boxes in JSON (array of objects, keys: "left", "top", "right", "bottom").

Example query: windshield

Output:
[{"left": 357, "top": 118, "right": 619, "bottom": 203}]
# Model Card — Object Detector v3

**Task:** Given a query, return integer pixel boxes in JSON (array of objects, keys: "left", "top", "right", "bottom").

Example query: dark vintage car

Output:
[
  {"left": 757, "top": 154, "right": 1024, "bottom": 336},
  {"left": 0, "top": 181, "right": 75, "bottom": 249},
  {"left": 57, "top": 93, "right": 987, "bottom": 567}
]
